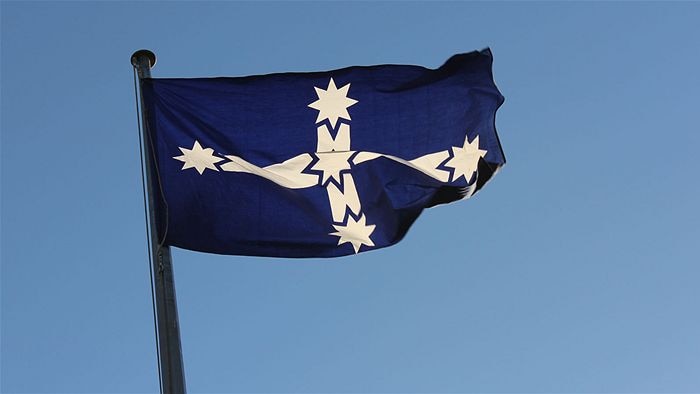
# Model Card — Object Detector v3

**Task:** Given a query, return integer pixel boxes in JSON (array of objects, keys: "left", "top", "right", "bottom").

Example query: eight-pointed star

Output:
[
  {"left": 308, "top": 78, "right": 358, "bottom": 128},
  {"left": 330, "top": 214, "right": 376, "bottom": 253},
  {"left": 173, "top": 140, "right": 224, "bottom": 174},
  {"left": 444, "top": 135, "right": 487, "bottom": 183}
]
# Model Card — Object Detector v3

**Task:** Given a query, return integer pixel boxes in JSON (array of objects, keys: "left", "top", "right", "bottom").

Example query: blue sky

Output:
[{"left": 2, "top": 2, "right": 699, "bottom": 393}]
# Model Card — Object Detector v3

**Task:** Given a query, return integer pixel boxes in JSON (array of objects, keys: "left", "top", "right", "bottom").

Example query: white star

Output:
[
  {"left": 330, "top": 214, "right": 376, "bottom": 254},
  {"left": 173, "top": 140, "right": 224, "bottom": 174},
  {"left": 444, "top": 134, "right": 487, "bottom": 183},
  {"left": 308, "top": 78, "right": 358, "bottom": 128},
  {"left": 311, "top": 151, "right": 354, "bottom": 184}
]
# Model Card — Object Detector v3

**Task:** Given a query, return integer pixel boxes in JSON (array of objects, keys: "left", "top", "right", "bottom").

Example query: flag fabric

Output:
[{"left": 141, "top": 48, "right": 505, "bottom": 258}]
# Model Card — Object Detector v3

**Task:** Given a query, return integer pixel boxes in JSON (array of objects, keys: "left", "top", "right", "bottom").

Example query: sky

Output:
[{"left": 2, "top": 1, "right": 699, "bottom": 393}]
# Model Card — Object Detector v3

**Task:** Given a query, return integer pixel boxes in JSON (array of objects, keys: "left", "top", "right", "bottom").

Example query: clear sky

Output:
[{"left": 2, "top": 2, "right": 699, "bottom": 393}]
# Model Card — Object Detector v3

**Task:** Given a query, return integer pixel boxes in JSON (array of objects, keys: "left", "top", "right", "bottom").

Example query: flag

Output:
[{"left": 141, "top": 48, "right": 505, "bottom": 258}]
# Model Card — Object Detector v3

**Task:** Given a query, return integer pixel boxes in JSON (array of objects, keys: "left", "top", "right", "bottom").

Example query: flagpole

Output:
[{"left": 131, "top": 49, "right": 187, "bottom": 394}]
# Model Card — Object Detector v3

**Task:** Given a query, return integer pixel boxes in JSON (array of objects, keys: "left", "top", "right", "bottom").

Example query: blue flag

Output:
[{"left": 141, "top": 48, "right": 505, "bottom": 258}]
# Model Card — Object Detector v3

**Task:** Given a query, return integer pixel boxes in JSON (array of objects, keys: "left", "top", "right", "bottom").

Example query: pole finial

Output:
[{"left": 131, "top": 49, "right": 157, "bottom": 68}]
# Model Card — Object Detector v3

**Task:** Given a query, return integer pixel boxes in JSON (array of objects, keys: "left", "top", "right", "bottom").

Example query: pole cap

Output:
[{"left": 131, "top": 49, "right": 157, "bottom": 68}]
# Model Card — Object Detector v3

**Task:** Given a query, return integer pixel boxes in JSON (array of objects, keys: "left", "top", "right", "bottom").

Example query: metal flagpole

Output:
[{"left": 131, "top": 49, "right": 187, "bottom": 394}]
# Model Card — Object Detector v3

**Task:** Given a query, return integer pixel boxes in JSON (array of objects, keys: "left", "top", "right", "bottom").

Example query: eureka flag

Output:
[{"left": 141, "top": 48, "right": 505, "bottom": 258}]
